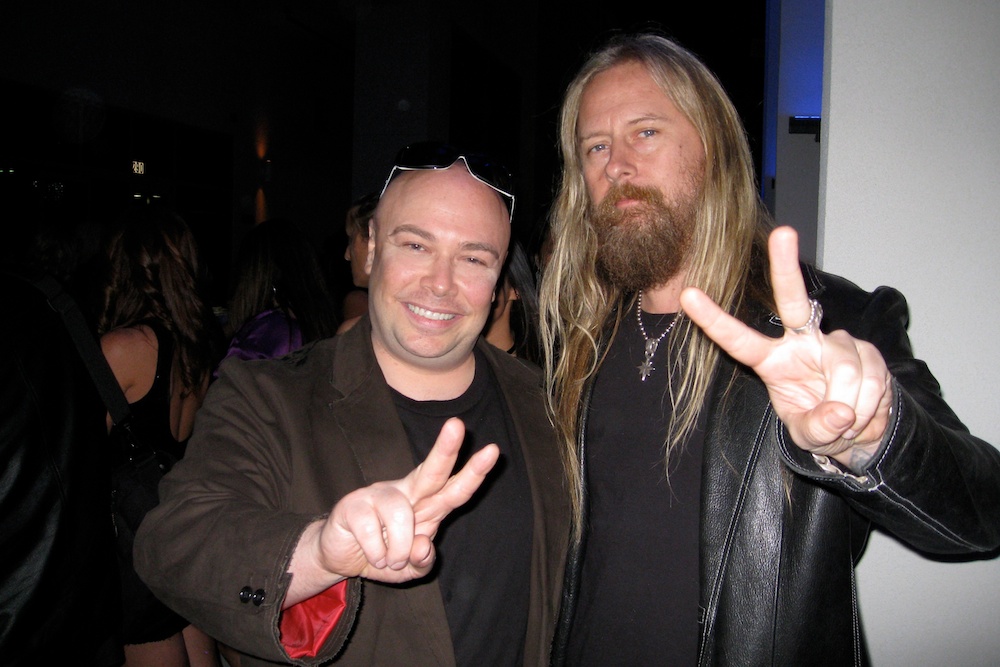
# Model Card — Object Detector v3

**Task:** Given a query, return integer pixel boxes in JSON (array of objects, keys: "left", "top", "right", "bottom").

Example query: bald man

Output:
[{"left": 136, "top": 144, "right": 569, "bottom": 666}]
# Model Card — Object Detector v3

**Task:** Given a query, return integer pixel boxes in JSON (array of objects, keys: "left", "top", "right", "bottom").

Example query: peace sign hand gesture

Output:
[
  {"left": 680, "top": 227, "right": 893, "bottom": 471},
  {"left": 285, "top": 417, "right": 499, "bottom": 608}
]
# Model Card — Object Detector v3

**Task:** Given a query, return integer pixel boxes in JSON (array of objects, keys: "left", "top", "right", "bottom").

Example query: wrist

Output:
[
  {"left": 829, "top": 380, "right": 896, "bottom": 473},
  {"left": 829, "top": 440, "right": 881, "bottom": 474},
  {"left": 284, "top": 519, "right": 347, "bottom": 610}
]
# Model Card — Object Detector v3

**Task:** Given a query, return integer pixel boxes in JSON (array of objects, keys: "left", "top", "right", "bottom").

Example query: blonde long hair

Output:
[{"left": 539, "top": 34, "right": 774, "bottom": 530}]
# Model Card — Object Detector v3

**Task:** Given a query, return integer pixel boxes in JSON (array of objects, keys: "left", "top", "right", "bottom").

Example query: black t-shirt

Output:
[
  {"left": 391, "top": 347, "right": 533, "bottom": 666},
  {"left": 566, "top": 307, "right": 705, "bottom": 665}
]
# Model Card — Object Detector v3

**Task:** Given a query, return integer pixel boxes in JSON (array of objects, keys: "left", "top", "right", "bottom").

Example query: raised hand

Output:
[
  {"left": 285, "top": 418, "right": 499, "bottom": 607},
  {"left": 679, "top": 226, "right": 893, "bottom": 470}
]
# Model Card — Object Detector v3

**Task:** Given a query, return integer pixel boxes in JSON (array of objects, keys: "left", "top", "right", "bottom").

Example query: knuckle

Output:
[
  {"left": 387, "top": 506, "right": 411, "bottom": 526},
  {"left": 830, "top": 357, "right": 862, "bottom": 383}
]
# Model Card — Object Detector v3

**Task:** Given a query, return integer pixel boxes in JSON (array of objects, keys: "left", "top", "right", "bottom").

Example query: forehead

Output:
[
  {"left": 577, "top": 61, "right": 675, "bottom": 131},
  {"left": 377, "top": 168, "right": 510, "bottom": 243}
]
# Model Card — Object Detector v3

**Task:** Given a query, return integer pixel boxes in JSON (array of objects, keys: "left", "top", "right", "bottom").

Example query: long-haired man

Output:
[{"left": 540, "top": 33, "right": 1000, "bottom": 666}]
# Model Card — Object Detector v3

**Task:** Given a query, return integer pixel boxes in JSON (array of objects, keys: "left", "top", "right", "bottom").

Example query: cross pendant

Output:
[
  {"left": 636, "top": 338, "right": 660, "bottom": 382},
  {"left": 639, "top": 339, "right": 660, "bottom": 381},
  {"left": 638, "top": 355, "right": 655, "bottom": 381}
]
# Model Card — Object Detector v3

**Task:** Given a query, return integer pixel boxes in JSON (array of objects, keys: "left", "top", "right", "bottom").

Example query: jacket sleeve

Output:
[
  {"left": 779, "top": 279, "right": 1000, "bottom": 554},
  {"left": 133, "top": 358, "right": 361, "bottom": 665}
]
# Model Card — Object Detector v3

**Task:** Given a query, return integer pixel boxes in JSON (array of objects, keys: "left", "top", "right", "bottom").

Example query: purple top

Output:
[{"left": 222, "top": 308, "right": 303, "bottom": 364}]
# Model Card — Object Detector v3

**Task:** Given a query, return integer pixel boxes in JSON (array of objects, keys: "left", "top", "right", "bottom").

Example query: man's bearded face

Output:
[{"left": 591, "top": 179, "right": 700, "bottom": 292}]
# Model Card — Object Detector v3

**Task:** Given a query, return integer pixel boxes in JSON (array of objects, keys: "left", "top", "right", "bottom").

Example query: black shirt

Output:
[
  {"left": 567, "top": 307, "right": 705, "bottom": 665},
  {"left": 391, "top": 347, "right": 533, "bottom": 666}
]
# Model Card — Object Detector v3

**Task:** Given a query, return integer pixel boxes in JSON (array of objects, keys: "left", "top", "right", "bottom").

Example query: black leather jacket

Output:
[
  {"left": 552, "top": 267, "right": 1000, "bottom": 666},
  {"left": 0, "top": 273, "right": 123, "bottom": 666}
]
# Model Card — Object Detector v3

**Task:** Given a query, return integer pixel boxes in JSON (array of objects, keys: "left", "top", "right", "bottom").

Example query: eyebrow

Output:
[
  {"left": 578, "top": 114, "right": 666, "bottom": 143},
  {"left": 388, "top": 224, "right": 501, "bottom": 260}
]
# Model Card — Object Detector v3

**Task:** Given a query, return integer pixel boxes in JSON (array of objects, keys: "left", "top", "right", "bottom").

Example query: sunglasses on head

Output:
[{"left": 379, "top": 141, "right": 516, "bottom": 222}]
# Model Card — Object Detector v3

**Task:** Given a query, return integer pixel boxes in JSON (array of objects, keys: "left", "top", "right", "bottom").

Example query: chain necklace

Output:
[{"left": 636, "top": 290, "right": 680, "bottom": 381}]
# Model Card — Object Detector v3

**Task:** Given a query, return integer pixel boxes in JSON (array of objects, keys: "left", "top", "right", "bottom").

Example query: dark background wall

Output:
[{"left": 0, "top": 0, "right": 764, "bottom": 305}]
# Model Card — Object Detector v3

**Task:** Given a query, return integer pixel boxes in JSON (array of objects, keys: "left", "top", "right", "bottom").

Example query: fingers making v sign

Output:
[{"left": 680, "top": 226, "right": 893, "bottom": 471}]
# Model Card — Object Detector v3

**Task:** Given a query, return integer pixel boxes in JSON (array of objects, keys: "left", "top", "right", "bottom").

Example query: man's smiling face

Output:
[{"left": 365, "top": 166, "right": 510, "bottom": 376}]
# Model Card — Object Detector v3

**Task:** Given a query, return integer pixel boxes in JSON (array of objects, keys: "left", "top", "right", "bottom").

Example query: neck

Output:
[
  {"left": 485, "top": 323, "right": 515, "bottom": 354},
  {"left": 372, "top": 341, "right": 477, "bottom": 401},
  {"left": 640, "top": 271, "right": 687, "bottom": 314},
  {"left": 484, "top": 301, "right": 515, "bottom": 353}
]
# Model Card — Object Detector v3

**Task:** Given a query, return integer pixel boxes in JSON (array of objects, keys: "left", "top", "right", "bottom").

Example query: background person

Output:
[
  {"left": 1, "top": 209, "right": 123, "bottom": 667},
  {"left": 222, "top": 217, "right": 339, "bottom": 365},
  {"left": 98, "top": 206, "right": 225, "bottom": 667},
  {"left": 483, "top": 239, "right": 542, "bottom": 364},
  {"left": 336, "top": 192, "right": 379, "bottom": 334}
]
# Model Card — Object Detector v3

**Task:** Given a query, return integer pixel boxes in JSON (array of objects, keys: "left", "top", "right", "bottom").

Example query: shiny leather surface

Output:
[{"left": 1, "top": 272, "right": 123, "bottom": 666}]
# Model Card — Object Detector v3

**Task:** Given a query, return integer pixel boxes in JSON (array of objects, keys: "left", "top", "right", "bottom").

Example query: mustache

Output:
[{"left": 597, "top": 182, "right": 667, "bottom": 212}]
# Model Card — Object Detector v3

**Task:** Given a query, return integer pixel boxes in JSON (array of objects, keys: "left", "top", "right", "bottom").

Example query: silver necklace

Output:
[{"left": 636, "top": 290, "right": 679, "bottom": 381}]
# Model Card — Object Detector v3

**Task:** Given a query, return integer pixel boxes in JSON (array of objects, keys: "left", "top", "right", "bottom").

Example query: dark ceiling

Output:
[{"left": 0, "top": 1, "right": 765, "bottom": 298}]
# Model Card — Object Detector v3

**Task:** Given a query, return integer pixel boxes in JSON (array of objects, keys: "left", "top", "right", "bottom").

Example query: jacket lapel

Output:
[
  {"left": 321, "top": 318, "right": 456, "bottom": 666},
  {"left": 483, "top": 342, "right": 571, "bottom": 664},
  {"left": 325, "top": 319, "right": 421, "bottom": 483},
  {"left": 698, "top": 354, "right": 782, "bottom": 661}
]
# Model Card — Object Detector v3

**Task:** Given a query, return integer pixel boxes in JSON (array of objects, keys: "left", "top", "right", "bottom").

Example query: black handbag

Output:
[
  {"left": 111, "top": 415, "right": 176, "bottom": 540},
  {"left": 108, "top": 419, "right": 176, "bottom": 553}
]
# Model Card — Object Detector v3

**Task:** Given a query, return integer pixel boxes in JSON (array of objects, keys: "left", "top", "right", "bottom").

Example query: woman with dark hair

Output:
[
  {"left": 484, "top": 239, "right": 542, "bottom": 364},
  {"left": 336, "top": 192, "right": 379, "bottom": 334},
  {"left": 222, "top": 217, "right": 339, "bottom": 363},
  {"left": 98, "top": 206, "right": 224, "bottom": 667}
]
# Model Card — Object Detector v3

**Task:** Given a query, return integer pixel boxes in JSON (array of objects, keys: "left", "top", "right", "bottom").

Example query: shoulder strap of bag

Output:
[{"left": 32, "top": 274, "right": 132, "bottom": 426}]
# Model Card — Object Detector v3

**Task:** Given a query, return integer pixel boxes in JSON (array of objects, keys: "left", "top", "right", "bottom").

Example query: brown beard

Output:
[{"left": 591, "top": 181, "right": 698, "bottom": 292}]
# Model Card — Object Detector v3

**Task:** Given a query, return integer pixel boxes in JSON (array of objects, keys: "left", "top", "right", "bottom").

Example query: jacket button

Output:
[
  {"left": 251, "top": 589, "right": 266, "bottom": 606},
  {"left": 239, "top": 586, "right": 253, "bottom": 603}
]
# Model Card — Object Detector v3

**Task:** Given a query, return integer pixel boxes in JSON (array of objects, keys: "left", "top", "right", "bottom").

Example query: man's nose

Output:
[
  {"left": 421, "top": 256, "right": 457, "bottom": 296},
  {"left": 605, "top": 144, "right": 636, "bottom": 183}
]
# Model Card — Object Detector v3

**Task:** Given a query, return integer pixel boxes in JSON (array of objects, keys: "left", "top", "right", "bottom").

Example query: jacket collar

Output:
[
  {"left": 325, "top": 316, "right": 415, "bottom": 483},
  {"left": 323, "top": 317, "right": 552, "bottom": 484},
  {"left": 765, "top": 262, "right": 828, "bottom": 330}
]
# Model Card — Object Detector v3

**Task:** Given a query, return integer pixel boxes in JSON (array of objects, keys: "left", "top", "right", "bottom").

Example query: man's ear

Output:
[{"left": 364, "top": 219, "right": 376, "bottom": 275}]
